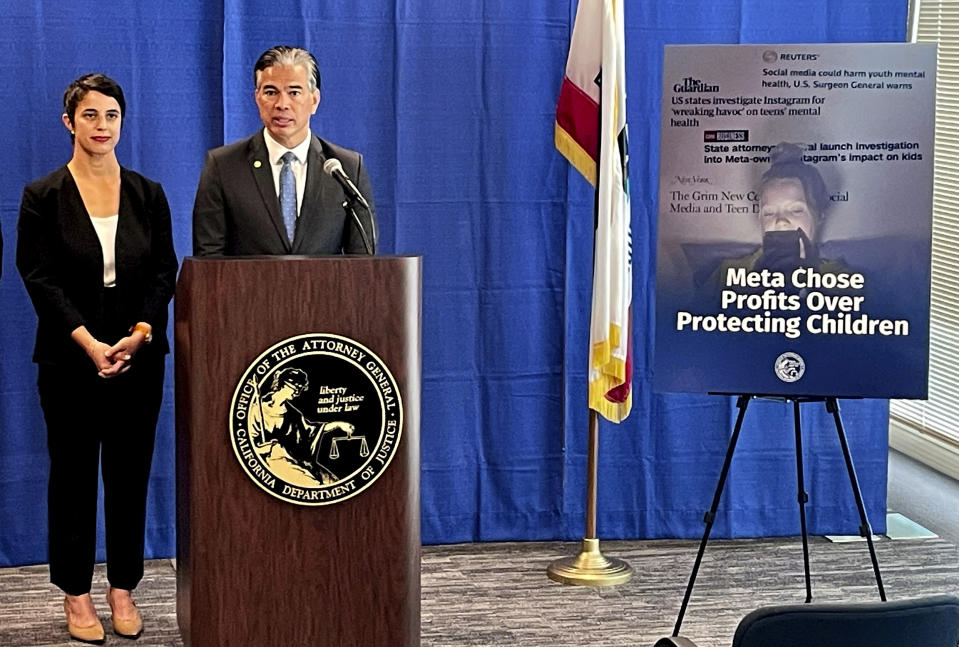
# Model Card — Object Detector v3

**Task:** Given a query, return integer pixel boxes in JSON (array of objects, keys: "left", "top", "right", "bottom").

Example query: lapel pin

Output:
[{"left": 253, "top": 160, "right": 262, "bottom": 168}]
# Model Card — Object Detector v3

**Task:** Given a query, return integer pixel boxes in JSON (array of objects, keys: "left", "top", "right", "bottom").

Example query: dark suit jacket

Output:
[
  {"left": 17, "top": 166, "right": 179, "bottom": 365},
  {"left": 192, "top": 131, "right": 377, "bottom": 256}
]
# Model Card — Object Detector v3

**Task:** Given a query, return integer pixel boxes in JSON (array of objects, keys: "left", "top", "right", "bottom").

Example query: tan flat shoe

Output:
[
  {"left": 107, "top": 587, "right": 143, "bottom": 639},
  {"left": 63, "top": 598, "right": 105, "bottom": 645}
]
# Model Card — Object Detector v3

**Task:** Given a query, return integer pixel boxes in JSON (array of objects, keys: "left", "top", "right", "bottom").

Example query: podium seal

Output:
[{"left": 229, "top": 333, "right": 402, "bottom": 505}]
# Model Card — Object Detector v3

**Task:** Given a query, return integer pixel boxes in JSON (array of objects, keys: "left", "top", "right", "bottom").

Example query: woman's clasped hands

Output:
[{"left": 84, "top": 328, "right": 150, "bottom": 378}]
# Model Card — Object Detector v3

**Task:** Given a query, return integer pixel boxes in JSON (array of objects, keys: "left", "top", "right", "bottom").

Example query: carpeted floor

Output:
[{"left": 0, "top": 534, "right": 956, "bottom": 646}]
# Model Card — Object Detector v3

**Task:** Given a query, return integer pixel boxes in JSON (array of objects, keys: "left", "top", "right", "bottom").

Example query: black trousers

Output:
[{"left": 38, "top": 352, "right": 164, "bottom": 596}]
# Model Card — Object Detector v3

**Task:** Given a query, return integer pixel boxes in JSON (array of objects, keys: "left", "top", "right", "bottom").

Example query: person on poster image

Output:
[
  {"left": 192, "top": 45, "right": 377, "bottom": 256},
  {"left": 710, "top": 142, "right": 845, "bottom": 286},
  {"left": 16, "top": 73, "right": 177, "bottom": 644}
]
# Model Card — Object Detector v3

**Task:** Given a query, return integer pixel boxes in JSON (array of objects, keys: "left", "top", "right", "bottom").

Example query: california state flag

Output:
[{"left": 555, "top": 0, "right": 632, "bottom": 423}]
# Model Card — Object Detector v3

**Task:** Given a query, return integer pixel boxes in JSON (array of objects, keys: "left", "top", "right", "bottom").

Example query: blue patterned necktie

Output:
[{"left": 279, "top": 151, "right": 297, "bottom": 243}]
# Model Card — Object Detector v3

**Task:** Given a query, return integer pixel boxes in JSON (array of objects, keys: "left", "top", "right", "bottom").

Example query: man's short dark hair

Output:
[
  {"left": 254, "top": 46, "right": 321, "bottom": 93},
  {"left": 62, "top": 73, "right": 126, "bottom": 125}
]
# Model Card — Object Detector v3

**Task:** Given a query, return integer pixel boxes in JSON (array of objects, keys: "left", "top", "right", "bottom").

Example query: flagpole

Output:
[
  {"left": 548, "top": 0, "right": 632, "bottom": 587},
  {"left": 547, "top": 410, "right": 632, "bottom": 586}
]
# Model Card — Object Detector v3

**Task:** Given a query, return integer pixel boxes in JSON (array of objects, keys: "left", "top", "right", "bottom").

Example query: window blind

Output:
[{"left": 891, "top": 0, "right": 959, "bottom": 473}]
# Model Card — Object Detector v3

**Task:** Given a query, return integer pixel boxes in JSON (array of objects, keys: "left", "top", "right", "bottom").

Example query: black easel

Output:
[{"left": 669, "top": 394, "right": 886, "bottom": 639}]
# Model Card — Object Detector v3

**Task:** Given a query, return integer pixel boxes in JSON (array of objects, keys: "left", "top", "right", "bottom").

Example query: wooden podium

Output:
[{"left": 174, "top": 256, "right": 421, "bottom": 647}]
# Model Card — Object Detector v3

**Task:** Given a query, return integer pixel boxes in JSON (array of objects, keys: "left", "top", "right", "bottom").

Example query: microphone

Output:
[
  {"left": 323, "top": 157, "right": 375, "bottom": 255},
  {"left": 323, "top": 158, "right": 371, "bottom": 211}
]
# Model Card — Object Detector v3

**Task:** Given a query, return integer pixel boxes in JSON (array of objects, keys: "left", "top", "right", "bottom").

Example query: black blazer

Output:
[
  {"left": 192, "top": 131, "right": 377, "bottom": 256},
  {"left": 17, "top": 166, "right": 178, "bottom": 365}
]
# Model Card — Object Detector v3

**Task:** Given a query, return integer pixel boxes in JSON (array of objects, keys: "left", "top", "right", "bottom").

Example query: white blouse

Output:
[{"left": 89, "top": 215, "right": 119, "bottom": 287}]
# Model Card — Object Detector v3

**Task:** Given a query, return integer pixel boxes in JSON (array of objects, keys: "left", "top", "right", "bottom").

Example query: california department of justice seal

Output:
[
  {"left": 774, "top": 351, "right": 805, "bottom": 383},
  {"left": 229, "top": 333, "right": 402, "bottom": 506}
]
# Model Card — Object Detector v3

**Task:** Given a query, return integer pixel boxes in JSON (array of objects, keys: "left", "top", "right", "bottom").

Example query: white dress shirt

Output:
[{"left": 263, "top": 128, "right": 312, "bottom": 218}]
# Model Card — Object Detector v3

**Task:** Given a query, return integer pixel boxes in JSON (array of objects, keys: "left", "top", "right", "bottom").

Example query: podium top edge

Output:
[{"left": 182, "top": 254, "right": 422, "bottom": 262}]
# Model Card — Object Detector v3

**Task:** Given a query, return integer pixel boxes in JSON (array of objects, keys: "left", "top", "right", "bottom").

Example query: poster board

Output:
[{"left": 654, "top": 43, "right": 936, "bottom": 398}]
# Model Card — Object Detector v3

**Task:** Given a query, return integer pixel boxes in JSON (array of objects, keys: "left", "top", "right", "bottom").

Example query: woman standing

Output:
[{"left": 17, "top": 74, "right": 177, "bottom": 643}]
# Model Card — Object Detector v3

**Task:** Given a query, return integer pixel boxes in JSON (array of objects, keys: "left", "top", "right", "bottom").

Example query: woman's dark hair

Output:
[
  {"left": 760, "top": 142, "right": 830, "bottom": 218},
  {"left": 62, "top": 73, "right": 126, "bottom": 127}
]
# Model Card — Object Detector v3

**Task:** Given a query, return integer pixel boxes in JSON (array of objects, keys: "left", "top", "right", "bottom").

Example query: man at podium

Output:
[{"left": 192, "top": 45, "right": 377, "bottom": 256}]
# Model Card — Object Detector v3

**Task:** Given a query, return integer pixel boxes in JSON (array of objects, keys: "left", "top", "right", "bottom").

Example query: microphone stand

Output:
[{"left": 342, "top": 199, "right": 375, "bottom": 255}]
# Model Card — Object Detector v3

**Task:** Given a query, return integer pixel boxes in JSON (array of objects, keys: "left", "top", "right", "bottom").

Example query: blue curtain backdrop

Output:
[{"left": 0, "top": 0, "right": 905, "bottom": 566}]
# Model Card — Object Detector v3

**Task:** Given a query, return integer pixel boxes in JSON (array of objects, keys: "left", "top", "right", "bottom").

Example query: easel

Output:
[{"left": 667, "top": 394, "right": 886, "bottom": 640}]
